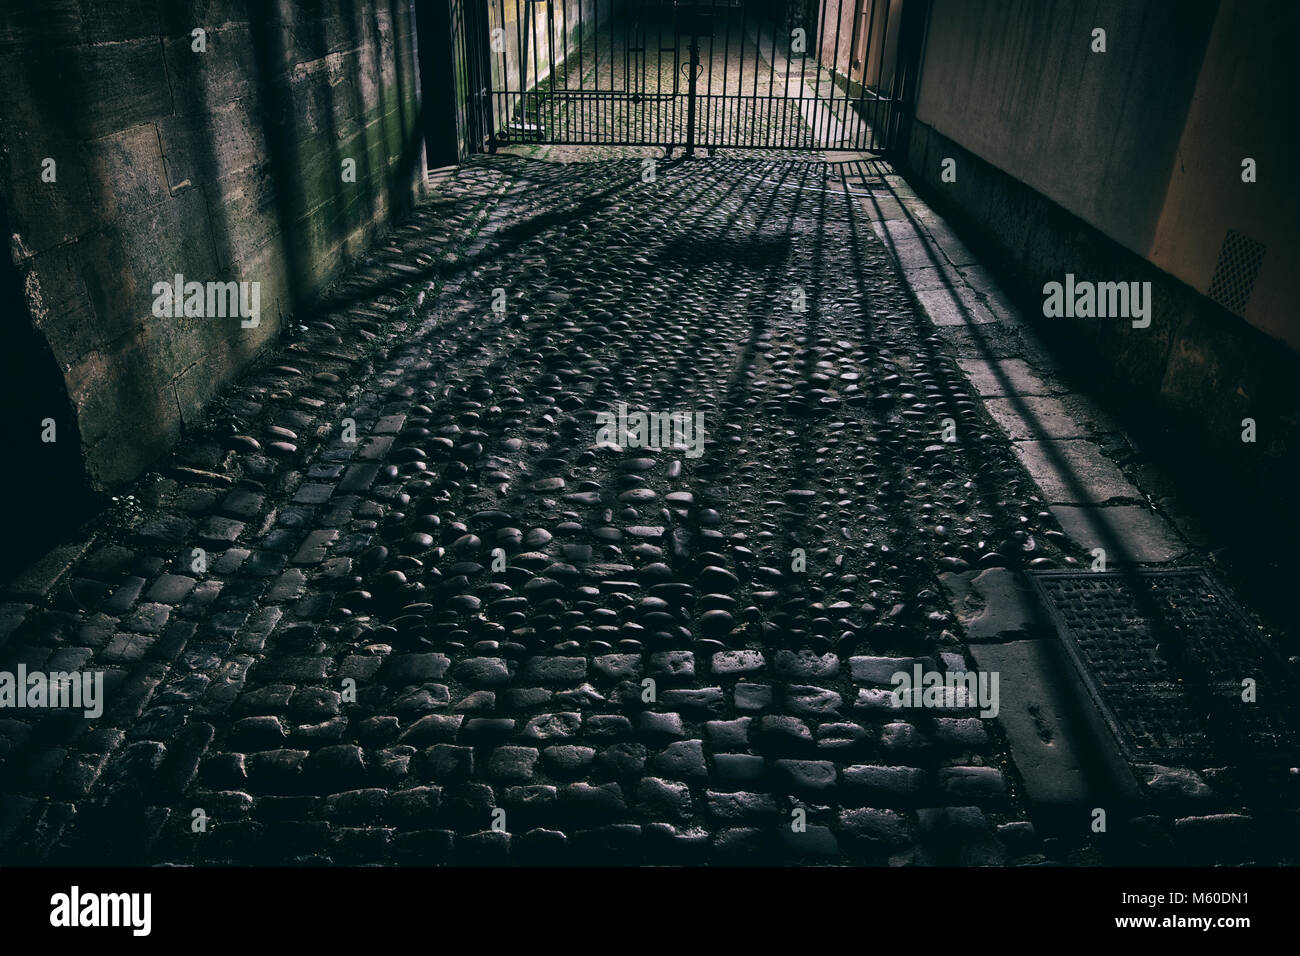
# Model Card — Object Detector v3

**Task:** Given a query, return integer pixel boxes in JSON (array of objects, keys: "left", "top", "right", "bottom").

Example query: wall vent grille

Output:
[{"left": 1207, "top": 228, "right": 1265, "bottom": 317}]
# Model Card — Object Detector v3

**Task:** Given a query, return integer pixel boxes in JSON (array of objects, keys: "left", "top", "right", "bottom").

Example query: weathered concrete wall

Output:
[
  {"left": 0, "top": 0, "right": 427, "bottom": 490},
  {"left": 914, "top": 0, "right": 1219, "bottom": 259},
  {"left": 1147, "top": 0, "right": 1300, "bottom": 353},
  {"left": 901, "top": 0, "right": 1300, "bottom": 531},
  {"left": 911, "top": 0, "right": 1298, "bottom": 354}
]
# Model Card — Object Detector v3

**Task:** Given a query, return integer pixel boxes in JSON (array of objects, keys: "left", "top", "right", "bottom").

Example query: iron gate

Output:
[{"left": 478, "top": 0, "right": 917, "bottom": 154}]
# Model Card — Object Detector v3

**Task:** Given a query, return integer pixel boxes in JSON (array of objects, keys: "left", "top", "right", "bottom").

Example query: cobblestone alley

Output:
[
  {"left": 1, "top": 0, "right": 1297, "bottom": 875},
  {"left": 2, "top": 146, "right": 1293, "bottom": 866}
]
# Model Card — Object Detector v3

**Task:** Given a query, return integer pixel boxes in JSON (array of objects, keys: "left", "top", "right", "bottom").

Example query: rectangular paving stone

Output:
[
  {"left": 842, "top": 765, "right": 927, "bottom": 802},
  {"left": 969, "top": 640, "right": 1140, "bottom": 809},
  {"left": 875, "top": 216, "right": 927, "bottom": 246},
  {"left": 134, "top": 514, "right": 195, "bottom": 548},
  {"left": 713, "top": 753, "right": 765, "bottom": 786},
  {"left": 145, "top": 574, "right": 196, "bottom": 604},
  {"left": 123, "top": 602, "right": 171, "bottom": 634},
  {"left": 1048, "top": 504, "right": 1187, "bottom": 564},
  {"left": 457, "top": 657, "right": 511, "bottom": 686},
  {"left": 253, "top": 656, "right": 330, "bottom": 681},
  {"left": 266, "top": 568, "right": 308, "bottom": 602},
  {"left": 660, "top": 688, "right": 725, "bottom": 713},
  {"left": 940, "top": 568, "right": 1050, "bottom": 643},
  {"left": 291, "top": 483, "right": 335, "bottom": 505},
  {"left": 520, "top": 657, "right": 587, "bottom": 683},
  {"left": 102, "top": 576, "right": 147, "bottom": 613},
  {"left": 45, "top": 647, "right": 94, "bottom": 673},
  {"left": 704, "top": 791, "right": 780, "bottom": 821},
  {"left": 211, "top": 548, "right": 251, "bottom": 574},
  {"left": 914, "top": 287, "right": 999, "bottom": 327},
  {"left": 773, "top": 650, "right": 838, "bottom": 679},
  {"left": 259, "top": 529, "right": 301, "bottom": 554},
  {"left": 235, "top": 607, "right": 282, "bottom": 652},
  {"left": 7, "top": 540, "right": 94, "bottom": 600},
  {"left": 241, "top": 552, "right": 287, "bottom": 578},
  {"left": 704, "top": 717, "right": 752, "bottom": 749},
  {"left": 849, "top": 656, "right": 934, "bottom": 684},
  {"left": 202, "top": 611, "right": 251, "bottom": 640},
  {"left": 936, "top": 323, "right": 1028, "bottom": 360},
  {"left": 384, "top": 653, "right": 452, "bottom": 684},
  {"left": 1010, "top": 439, "right": 1141, "bottom": 504},
  {"left": 592, "top": 654, "right": 642, "bottom": 680},
  {"left": 733, "top": 684, "right": 772, "bottom": 711},
  {"left": 315, "top": 558, "right": 353, "bottom": 584},
  {"left": 857, "top": 193, "right": 908, "bottom": 222},
  {"left": 291, "top": 530, "right": 338, "bottom": 565},
  {"left": 876, "top": 233, "right": 943, "bottom": 272},
  {"left": 152, "top": 620, "right": 196, "bottom": 663},
  {"left": 711, "top": 650, "right": 765, "bottom": 675},
  {"left": 983, "top": 395, "right": 1098, "bottom": 441},
  {"left": 956, "top": 358, "right": 1067, "bottom": 398},
  {"left": 318, "top": 444, "right": 358, "bottom": 463},
  {"left": 338, "top": 463, "right": 381, "bottom": 492},
  {"left": 338, "top": 655, "right": 383, "bottom": 681},
  {"left": 503, "top": 687, "right": 552, "bottom": 708},
  {"left": 901, "top": 263, "right": 964, "bottom": 292},
  {"left": 219, "top": 487, "right": 265, "bottom": 520},
  {"left": 306, "top": 463, "right": 345, "bottom": 480},
  {"left": 79, "top": 544, "right": 136, "bottom": 580},
  {"left": 103, "top": 633, "right": 157, "bottom": 663},
  {"left": 938, "top": 766, "right": 1009, "bottom": 804},
  {"left": 357, "top": 436, "right": 394, "bottom": 460},
  {"left": 332, "top": 533, "right": 373, "bottom": 556},
  {"left": 103, "top": 663, "right": 168, "bottom": 723},
  {"left": 852, "top": 688, "right": 900, "bottom": 713}
]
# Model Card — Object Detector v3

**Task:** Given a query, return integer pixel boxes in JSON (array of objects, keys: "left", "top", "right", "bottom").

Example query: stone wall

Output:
[{"left": 0, "top": 0, "right": 427, "bottom": 495}]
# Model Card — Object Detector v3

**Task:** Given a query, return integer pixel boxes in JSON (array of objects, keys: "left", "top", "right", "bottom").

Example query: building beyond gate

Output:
[{"left": 446, "top": 0, "right": 925, "bottom": 155}]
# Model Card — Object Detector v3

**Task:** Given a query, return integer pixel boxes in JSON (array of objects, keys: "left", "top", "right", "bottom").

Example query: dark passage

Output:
[{"left": 0, "top": 204, "right": 94, "bottom": 581}]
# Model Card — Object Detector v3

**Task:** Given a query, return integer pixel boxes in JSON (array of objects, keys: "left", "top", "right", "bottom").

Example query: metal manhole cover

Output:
[{"left": 1027, "top": 569, "right": 1299, "bottom": 761}]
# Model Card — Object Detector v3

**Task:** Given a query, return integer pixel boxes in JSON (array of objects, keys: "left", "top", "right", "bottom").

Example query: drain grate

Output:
[{"left": 1028, "top": 569, "right": 1299, "bottom": 761}]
